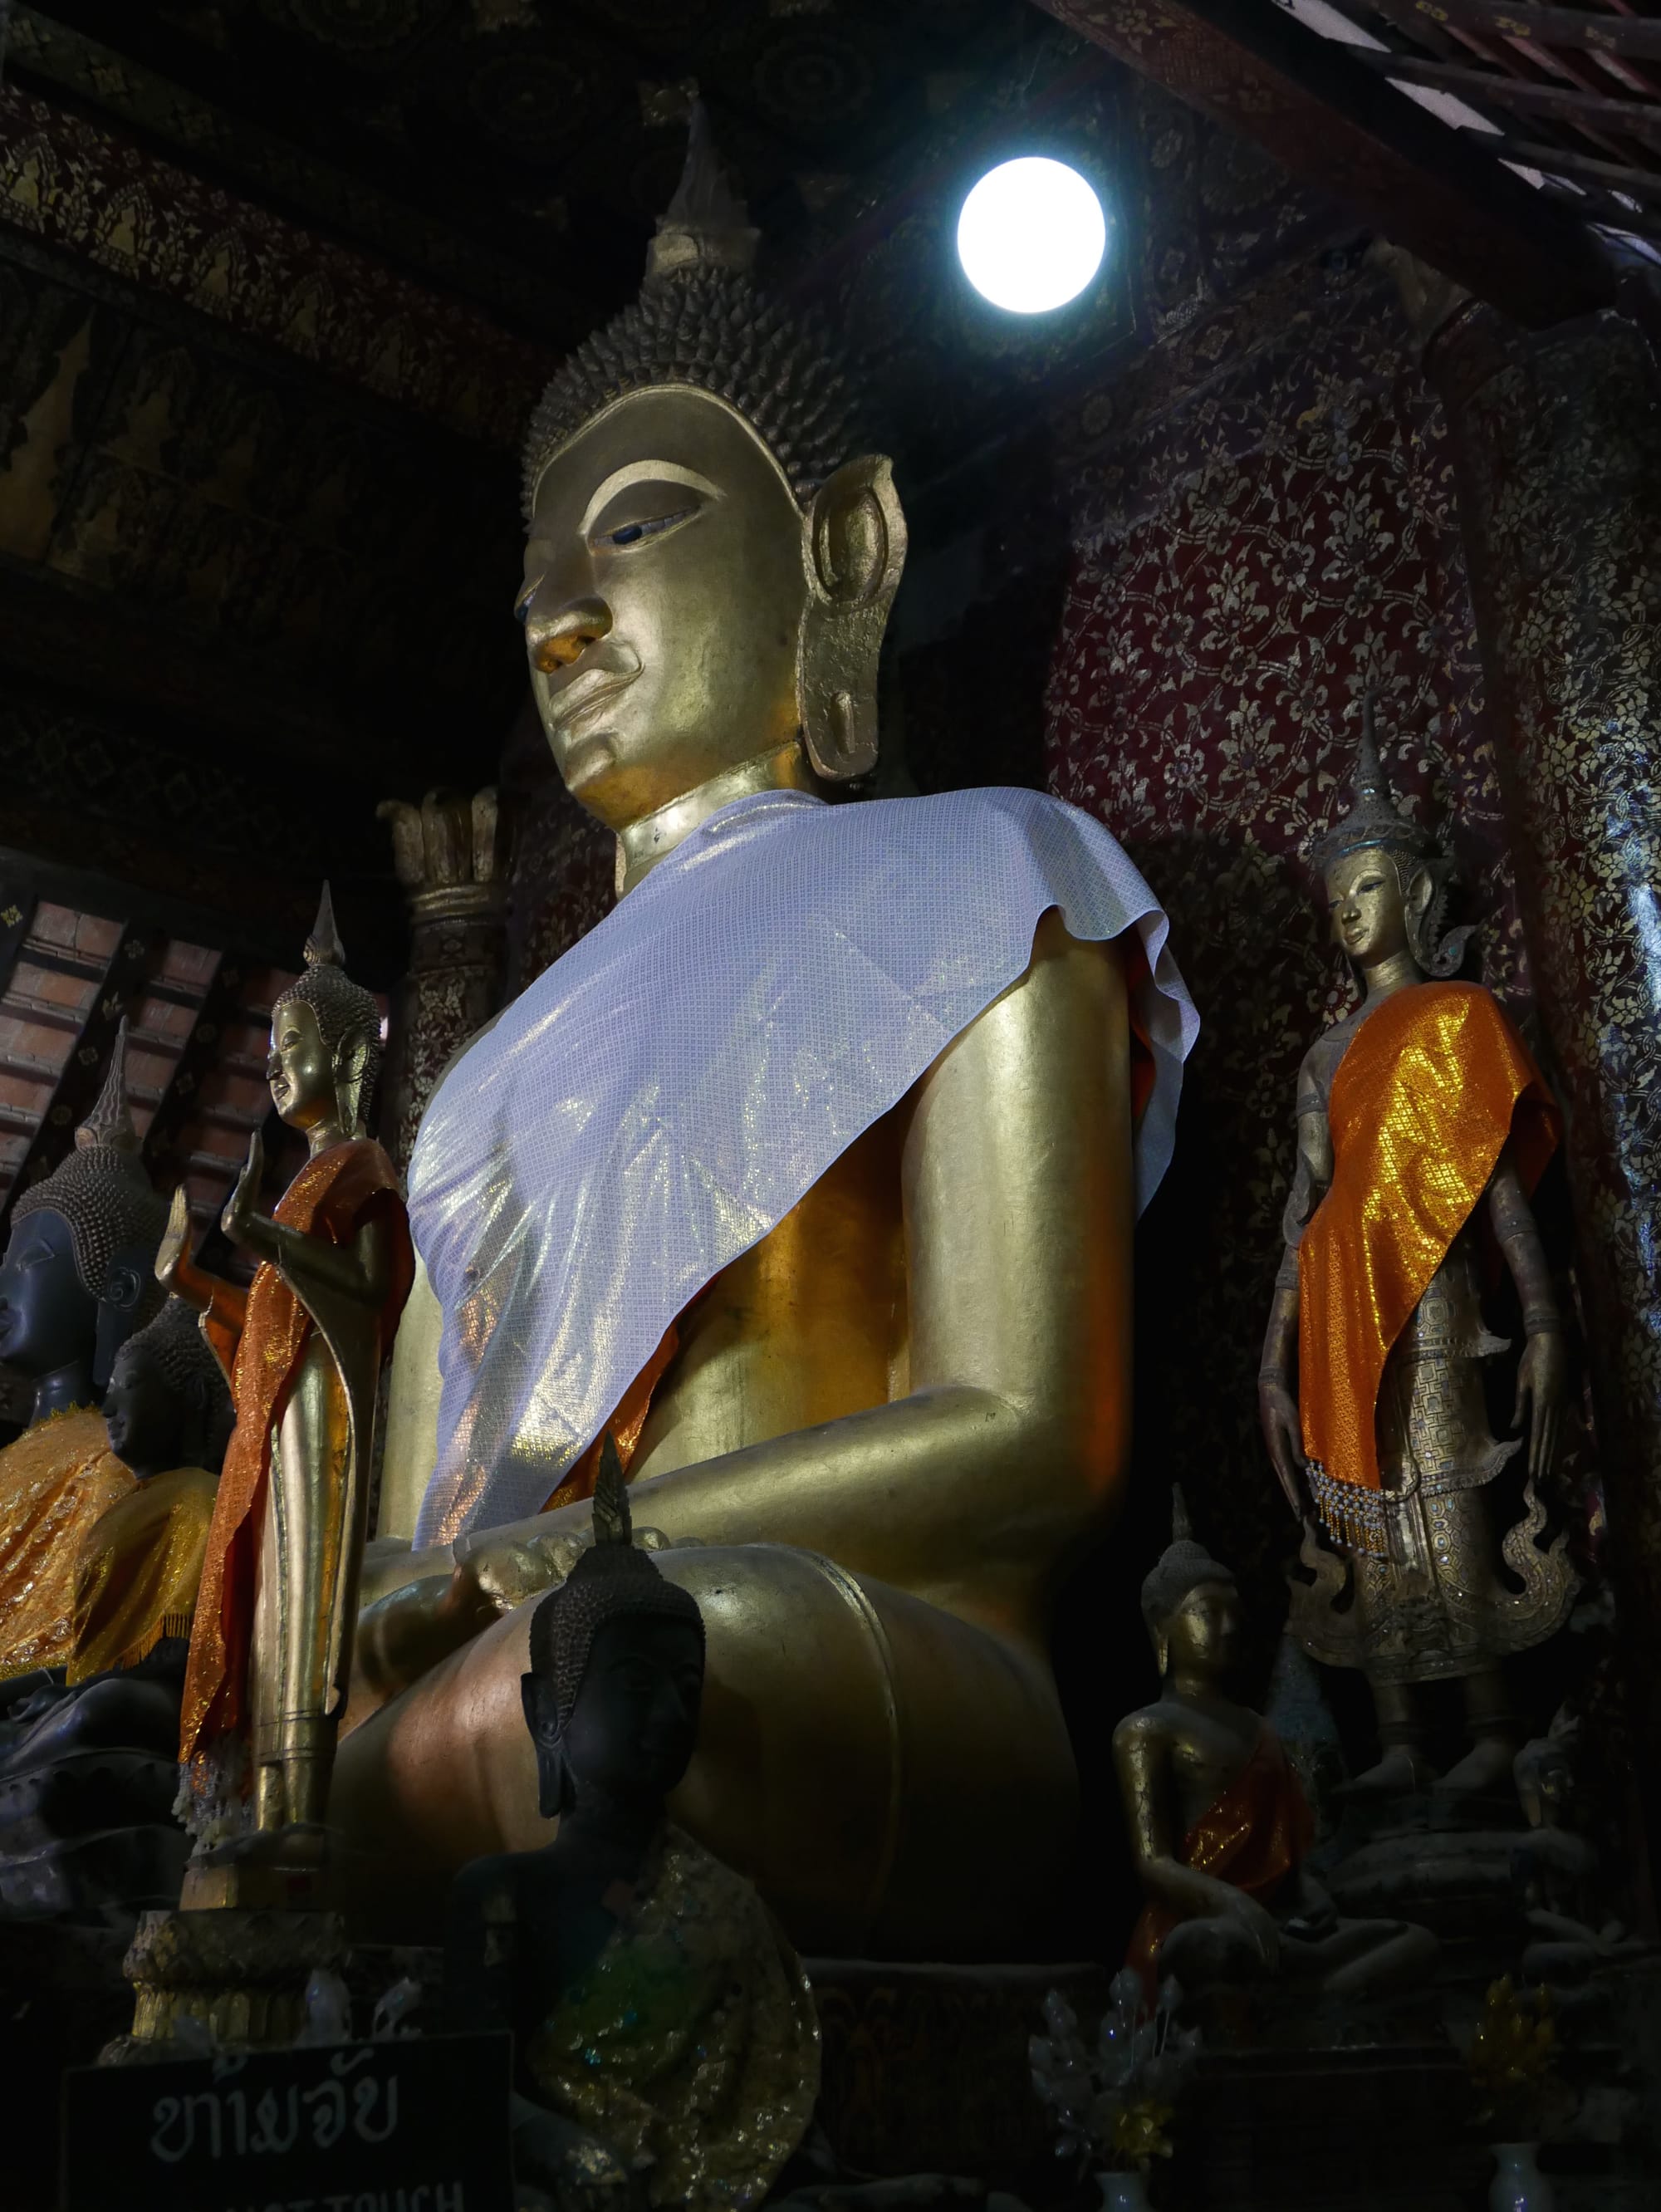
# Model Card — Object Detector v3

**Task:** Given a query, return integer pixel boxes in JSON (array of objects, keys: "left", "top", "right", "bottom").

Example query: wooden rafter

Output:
[
  {"left": 142, "top": 953, "right": 250, "bottom": 1189},
  {"left": 1498, "top": 132, "right": 1661, "bottom": 195},
  {"left": 1399, "top": 0, "right": 1661, "bottom": 63},
  {"left": 0, "top": 925, "right": 165, "bottom": 1243},
  {"left": 1031, "top": 0, "right": 1613, "bottom": 322},
  {"left": 1351, "top": 42, "right": 1661, "bottom": 140}
]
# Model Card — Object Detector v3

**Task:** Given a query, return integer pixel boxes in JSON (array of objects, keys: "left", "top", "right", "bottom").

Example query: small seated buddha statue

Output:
[
  {"left": 1115, "top": 1494, "right": 1436, "bottom": 2002},
  {"left": 1258, "top": 705, "right": 1575, "bottom": 1793},
  {"left": 446, "top": 1443, "right": 817, "bottom": 2212},
  {"left": 336, "top": 107, "right": 1197, "bottom": 1959},
  {"left": 0, "top": 1023, "right": 169, "bottom": 1681},
  {"left": 67, "top": 1296, "right": 233, "bottom": 1684},
  {"left": 163, "top": 888, "right": 413, "bottom": 1864}
]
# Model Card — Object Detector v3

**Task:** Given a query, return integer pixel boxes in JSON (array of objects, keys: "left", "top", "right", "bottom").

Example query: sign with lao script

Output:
[{"left": 61, "top": 2032, "right": 513, "bottom": 2212}]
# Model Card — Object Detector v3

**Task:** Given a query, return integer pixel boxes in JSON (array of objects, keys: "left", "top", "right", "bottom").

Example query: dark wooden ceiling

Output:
[{"left": 4, "top": 0, "right": 1048, "bottom": 341}]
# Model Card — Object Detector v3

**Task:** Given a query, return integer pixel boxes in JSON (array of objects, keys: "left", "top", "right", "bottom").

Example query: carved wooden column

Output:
[
  {"left": 1398, "top": 262, "right": 1661, "bottom": 1865},
  {"left": 377, "top": 789, "right": 510, "bottom": 1177}
]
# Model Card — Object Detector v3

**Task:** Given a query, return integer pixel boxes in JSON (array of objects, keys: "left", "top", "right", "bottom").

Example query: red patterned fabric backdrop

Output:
[{"left": 1042, "top": 252, "right": 1544, "bottom": 1620}]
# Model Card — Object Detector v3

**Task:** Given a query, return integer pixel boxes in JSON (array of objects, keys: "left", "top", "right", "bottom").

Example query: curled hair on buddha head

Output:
[
  {"left": 1311, "top": 691, "right": 1472, "bottom": 980},
  {"left": 13, "top": 1019, "right": 169, "bottom": 1375},
  {"left": 1140, "top": 1488, "right": 1236, "bottom": 1657},
  {"left": 115, "top": 1294, "right": 236, "bottom": 1474},
  {"left": 279, "top": 883, "right": 383, "bottom": 1126},
  {"left": 521, "top": 102, "right": 866, "bottom": 518},
  {"left": 524, "top": 1435, "right": 705, "bottom": 1815}
]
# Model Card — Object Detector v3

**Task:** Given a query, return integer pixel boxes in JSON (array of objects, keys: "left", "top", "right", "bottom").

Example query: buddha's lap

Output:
[{"left": 331, "top": 1540, "right": 1075, "bottom": 1958}]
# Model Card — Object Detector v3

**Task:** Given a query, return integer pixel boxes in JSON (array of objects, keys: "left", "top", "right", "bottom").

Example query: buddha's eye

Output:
[
  {"left": 595, "top": 506, "right": 695, "bottom": 552},
  {"left": 513, "top": 581, "right": 539, "bottom": 627}
]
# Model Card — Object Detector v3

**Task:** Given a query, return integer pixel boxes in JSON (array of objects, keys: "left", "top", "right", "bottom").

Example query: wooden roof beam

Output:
[
  {"left": 1029, "top": 0, "right": 1613, "bottom": 322},
  {"left": 1396, "top": 0, "right": 1661, "bottom": 63},
  {"left": 1350, "top": 43, "right": 1661, "bottom": 143}
]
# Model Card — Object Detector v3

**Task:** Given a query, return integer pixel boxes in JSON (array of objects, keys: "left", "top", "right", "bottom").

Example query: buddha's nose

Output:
[{"left": 526, "top": 595, "right": 611, "bottom": 675}]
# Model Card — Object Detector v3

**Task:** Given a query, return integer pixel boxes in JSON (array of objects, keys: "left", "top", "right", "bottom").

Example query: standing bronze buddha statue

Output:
[
  {"left": 336, "top": 110, "right": 1198, "bottom": 1958},
  {"left": 1258, "top": 705, "right": 1576, "bottom": 1792},
  {"left": 164, "top": 889, "right": 413, "bottom": 1866}
]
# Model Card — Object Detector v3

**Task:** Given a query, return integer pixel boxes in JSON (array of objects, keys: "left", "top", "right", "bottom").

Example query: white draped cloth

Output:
[{"left": 409, "top": 786, "right": 1198, "bottom": 1547}]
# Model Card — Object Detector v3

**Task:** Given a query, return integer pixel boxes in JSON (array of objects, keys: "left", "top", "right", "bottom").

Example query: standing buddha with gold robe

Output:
[
  {"left": 336, "top": 110, "right": 1198, "bottom": 1959},
  {"left": 166, "top": 890, "right": 413, "bottom": 1866},
  {"left": 1258, "top": 708, "right": 1576, "bottom": 1792}
]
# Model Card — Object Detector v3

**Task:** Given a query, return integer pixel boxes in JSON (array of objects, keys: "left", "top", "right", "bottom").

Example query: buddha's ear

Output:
[
  {"left": 1152, "top": 1628, "right": 1170, "bottom": 1679},
  {"left": 798, "top": 455, "right": 907, "bottom": 782},
  {"left": 335, "top": 1033, "right": 370, "bottom": 1130},
  {"left": 93, "top": 1252, "right": 148, "bottom": 1390}
]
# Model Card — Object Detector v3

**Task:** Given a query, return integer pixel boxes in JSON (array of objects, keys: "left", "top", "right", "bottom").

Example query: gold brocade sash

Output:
[
  {"left": 180, "top": 1139, "right": 410, "bottom": 1758},
  {"left": 1297, "top": 983, "right": 1556, "bottom": 1552},
  {"left": 0, "top": 1405, "right": 133, "bottom": 1679},
  {"left": 527, "top": 1823, "right": 819, "bottom": 2212},
  {"left": 68, "top": 1464, "right": 218, "bottom": 1684}
]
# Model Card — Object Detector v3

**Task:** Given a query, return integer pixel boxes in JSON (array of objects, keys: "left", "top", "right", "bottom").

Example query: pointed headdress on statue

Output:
[
  {"left": 277, "top": 884, "right": 383, "bottom": 1124},
  {"left": 1311, "top": 691, "right": 1469, "bottom": 978},
  {"left": 527, "top": 1435, "right": 704, "bottom": 1734},
  {"left": 1139, "top": 1487, "right": 1236, "bottom": 1645},
  {"left": 12, "top": 1019, "right": 170, "bottom": 1374},
  {"left": 521, "top": 102, "right": 864, "bottom": 516}
]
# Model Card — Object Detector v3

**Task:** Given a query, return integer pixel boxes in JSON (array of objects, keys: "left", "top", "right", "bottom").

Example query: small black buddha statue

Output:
[
  {"left": 446, "top": 1442, "right": 819, "bottom": 2212},
  {"left": 0, "top": 1023, "right": 170, "bottom": 1682},
  {"left": 70, "top": 1297, "right": 233, "bottom": 1683}
]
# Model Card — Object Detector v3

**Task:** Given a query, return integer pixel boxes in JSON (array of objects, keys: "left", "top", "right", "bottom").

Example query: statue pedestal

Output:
[
  {"left": 808, "top": 1958, "right": 1109, "bottom": 2190},
  {"left": 102, "top": 1904, "right": 345, "bottom": 2062},
  {"left": 1169, "top": 2044, "right": 1470, "bottom": 2210},
  {"left": 1322, "top": 1784, "right": 1534, "bottom": 1987}
]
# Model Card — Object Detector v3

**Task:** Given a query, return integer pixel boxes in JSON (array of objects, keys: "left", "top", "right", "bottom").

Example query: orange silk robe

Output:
[
  {"left": 1297, "top": 983, "right": 1557, "bottom": 1552},
  {"left": 180, "top": 1139, "right": 412, "bottom": 1758},
  {"left": 0, "top": 1406, "right": 133, "bottom": 1679},
  {"left": 1126, "top": 1728, "right": 1314, "bottom": 1999}
]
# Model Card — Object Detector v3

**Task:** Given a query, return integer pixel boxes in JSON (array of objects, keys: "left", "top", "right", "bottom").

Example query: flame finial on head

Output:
[
  {"left": 646, "top": 100, "right": 759, "bottom": 285},
  {"left": 76, "top": 1016, "right": 140, "bottom": 1158},
  {"left": 1311, "top": 689, "right": 1439, "bottom": 876},
  {"left": 304, "top": 881, "right": 347, "bottom": 972}
]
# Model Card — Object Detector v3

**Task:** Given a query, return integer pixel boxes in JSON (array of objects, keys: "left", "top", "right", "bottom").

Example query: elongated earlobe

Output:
[{"left": 798, "top": 456, "right": 907, "bottom": 782}]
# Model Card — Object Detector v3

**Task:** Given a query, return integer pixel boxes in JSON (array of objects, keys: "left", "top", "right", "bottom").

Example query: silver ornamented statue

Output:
[{"left": 1258, "top": 708, "right": 1576, "bottom": 1793}]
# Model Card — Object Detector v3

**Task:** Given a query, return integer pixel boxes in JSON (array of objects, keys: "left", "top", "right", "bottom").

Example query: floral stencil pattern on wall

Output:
[{"left": 1044, "top": 257, "right": 1536, "bottom": 1623}]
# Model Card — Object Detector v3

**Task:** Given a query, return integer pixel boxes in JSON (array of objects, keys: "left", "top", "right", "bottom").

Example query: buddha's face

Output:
[
  {"left": 1165, "top": 1577, "right": 1243, "bottom": 1680},
  {"left": 101, "top": 1344, "right": 180, "bottom": 1479},
  {"left": 557, "top": 1613, "right": 704, "bottom": 1810},
  {"left": 1325, "top": 847, "right": 1418, "bottom": 968},
  {"left": 267, "top": 997, "right": 335, "bottom": 1132},
  {"left": 519, "top": 388, "right": 808, "bottom": 828},
  {"left": 0, "top": 1208, "right": 96, "bottom": 1376}
]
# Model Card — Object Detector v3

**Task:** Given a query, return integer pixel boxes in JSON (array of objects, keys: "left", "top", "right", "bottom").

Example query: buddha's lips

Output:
[{"left": 546, "top": 664, "right": 638, "bottom": 731}]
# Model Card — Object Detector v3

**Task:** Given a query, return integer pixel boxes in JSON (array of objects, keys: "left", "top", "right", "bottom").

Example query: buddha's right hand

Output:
[
  {"left": 453, "top": 1514, "right": 686, "bottom": 1620},
  {"left": 1220, "top": 1885, "right": 1281, "bottom": 1973},
  {"left": 1257, "top": 1371, "right": 1306, "bottom": 1520}
]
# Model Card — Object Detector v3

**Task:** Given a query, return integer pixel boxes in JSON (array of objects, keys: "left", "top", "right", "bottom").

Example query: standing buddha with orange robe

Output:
[
  {"left": 1259, "top": 708, "right": 1576, "bottom": 1793},
  {"left": 166, "top": 890, "right": 412, "bottom": 1853}
]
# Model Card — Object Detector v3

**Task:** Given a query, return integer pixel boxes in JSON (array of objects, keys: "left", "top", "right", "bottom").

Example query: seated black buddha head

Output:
[
  {"left": 0, "top": 1023, "right": 169, "bottom": 1407},
  {"left": 101, "top": 1296, "right": 234, "bottom": 1482},
  {"left": 522, "top": 1440, "right": 705, "bottom": 1822}
]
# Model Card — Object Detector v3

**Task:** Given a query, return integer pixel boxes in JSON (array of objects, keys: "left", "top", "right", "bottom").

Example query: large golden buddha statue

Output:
[{"left": 337, "top": 113, "right": 1196, "bottom": 1958}]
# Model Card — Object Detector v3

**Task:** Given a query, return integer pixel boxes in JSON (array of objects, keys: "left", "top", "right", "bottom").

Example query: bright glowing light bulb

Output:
[{"left": 956, "top": 157, "right": 1107, "bottom": 315}]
